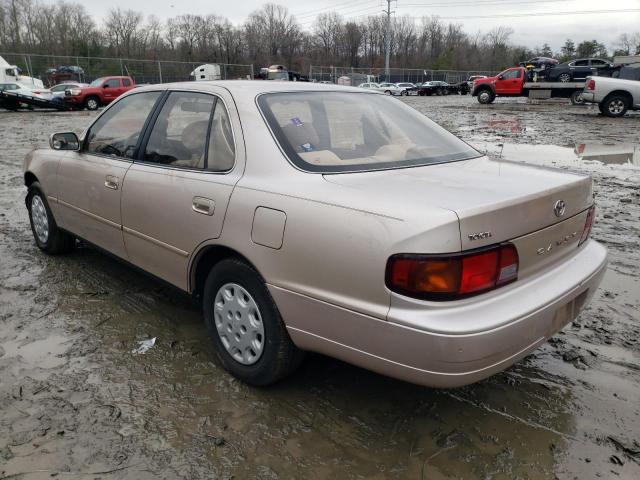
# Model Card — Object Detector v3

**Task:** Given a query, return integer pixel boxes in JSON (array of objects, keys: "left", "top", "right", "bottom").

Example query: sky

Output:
[{"left": 78, "top": 0, "right": 640, "bottom": 52}]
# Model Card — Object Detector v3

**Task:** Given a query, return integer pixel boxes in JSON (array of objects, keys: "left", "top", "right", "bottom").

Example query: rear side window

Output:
[
  {"left": 123, "top": 79, "right": 131, "bottom": 87},
  {"left": 85, "top": 92, "right": 161, "bottom": 158},
  {"left": 258, "top": 91, "right": 480, "bottom": 173}
]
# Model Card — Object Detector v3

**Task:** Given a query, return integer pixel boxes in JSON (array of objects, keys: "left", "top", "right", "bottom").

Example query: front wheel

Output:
[
  {"left": 203, "top": 258, "right": 303, "bottom": 386},
  {"left": 401, "top": 90, "right": 408, "bottom": 96},
  {"left": 558, "top": 73, "right": 572, "bottom": 83},
  {"left": 384, "top": 90, "right": 392, "bottom": 95},
  {"left": 27, "top": 182, "right": 75, "bottom": 254},
  {"left": 84, "top": 96, "right": 100, "bottom": 111},
  {"left": 601, "top": 95, "right": 629, "bottom": 117},
  {"left": 477, "top": 89, "right": 495, "bottom": 104}
]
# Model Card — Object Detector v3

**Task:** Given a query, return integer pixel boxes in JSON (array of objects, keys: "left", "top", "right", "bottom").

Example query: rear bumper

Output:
[
  {"left": 272, "top": 240, "right": 607, "bottom": 388},
  {"left": 581, "top": 92, "right": 597, "bottom": 103}
]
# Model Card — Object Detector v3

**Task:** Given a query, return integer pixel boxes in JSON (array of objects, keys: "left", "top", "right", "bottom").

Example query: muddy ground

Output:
[{"left": 1, "top": 96, "right": 639, "bottom": 480}]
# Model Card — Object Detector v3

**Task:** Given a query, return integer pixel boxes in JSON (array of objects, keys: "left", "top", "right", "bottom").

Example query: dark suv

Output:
[{"left": 548, "top": 58, "right": 614, "bottom": 82}]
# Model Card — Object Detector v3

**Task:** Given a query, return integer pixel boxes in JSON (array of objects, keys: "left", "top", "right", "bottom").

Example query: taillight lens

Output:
[
  {"left": 386, "top": 244, "right": 519, "bottom": 301},
  {"left": 586, "top": 79, "right": 595, "bottom": 91},
  {"left": 579, "top": 205, "right": 595, "bottom": 246}
]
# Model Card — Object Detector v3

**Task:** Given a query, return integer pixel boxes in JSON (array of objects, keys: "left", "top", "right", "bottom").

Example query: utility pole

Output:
[{"left": 384, "top": 0, "right": 395, "bottom": 81}]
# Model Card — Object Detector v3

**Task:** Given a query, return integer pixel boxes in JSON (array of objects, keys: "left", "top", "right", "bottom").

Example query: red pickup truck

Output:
[
  {"left": 64, "top": 76, "right": 135, "bottom": 110},
  {"left": 472, "top": 67, "right": 586, "bottom": 105}
]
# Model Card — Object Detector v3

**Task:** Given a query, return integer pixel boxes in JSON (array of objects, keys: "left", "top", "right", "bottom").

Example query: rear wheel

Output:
[
  {"left": 202, "top": 258, "right": 303, "bottom": 386},
  {"left": 384, "top": 90, "right": 392, "bottom": 95},
  {"left": 84, "top": 96, "right": 100, "bottom": 111},
  {"left": 601, "top": 95, "right": 629, "bottom": 117},
  {"left": 401, "top": 90, "right": 408, "bottom": 96},
  {"left": 570, "top": 90, "right": 585, "bottom": 105},
  {"left": 27, "top": 182, "right": 75, "bottom": 254},
  {"left": 558, "top": 73, "right": 572, "bottom": 83},
  {"left": 477, "top": 89, "right": 495, "bottom": 104}
]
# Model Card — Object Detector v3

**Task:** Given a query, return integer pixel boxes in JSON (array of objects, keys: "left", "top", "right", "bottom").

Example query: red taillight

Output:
[
  {"left": 386, "top": 244, "right": 519, "bottom": 301},
  {"left": 586, "top": 79, "right": 595, "bottom": 91},
  {"left": 579, "top": 205, "right": 595, "bottom": 246}
]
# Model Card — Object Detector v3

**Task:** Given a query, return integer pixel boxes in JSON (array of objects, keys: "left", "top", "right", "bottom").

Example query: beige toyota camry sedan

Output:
[{"left": 23, "top": 81, "right": 607, "bottom": 387}]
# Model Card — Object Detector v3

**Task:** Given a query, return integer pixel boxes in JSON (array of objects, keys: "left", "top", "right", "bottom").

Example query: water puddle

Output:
[{"left": 472, "top": 142, "right": 640, "bottom": 169}]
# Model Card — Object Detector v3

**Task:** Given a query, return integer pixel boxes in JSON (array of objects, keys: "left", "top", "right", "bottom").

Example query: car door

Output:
[
  {"left": 571, "top": 60, "right": 590, "bottom": 79},
  {"left": 494, "top": 69, "right": 521, "bottom": 94},
  {"left": 590, "top": 59, "right": 611, "bottom": 77},
  {"left": 120, "top": 88, "right": 242, "bottom": 290},
  {"left": 56, "top": 91, "right": 163, "bottom": 259},
  {"left": 102, "top": 78, "right": 122, "bottom": 103}
]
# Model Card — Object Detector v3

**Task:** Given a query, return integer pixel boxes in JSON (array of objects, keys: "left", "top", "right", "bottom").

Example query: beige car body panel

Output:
[{"left": 24, "top": 81, "right": 607, "bottom": 388}]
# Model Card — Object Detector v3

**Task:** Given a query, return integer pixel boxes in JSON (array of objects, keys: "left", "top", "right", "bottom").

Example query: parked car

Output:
[
  {"left": 417, "top": 81, "right": 452, "bottom": 96},
  {"left": 49, "top": 82, "right": 88, "bottom": 100},
  {"left": 519, "top": 57, "right": 559, "bottom": 69},
  {"left": 23, "top": 81, "right": 606, "bottom": 388},
  {"left": 0, "top": 82, "right": 52, "bottom": 100},
  {"left": 378, "top": 82, "right": 403, "bottom": 95},
  {"left": 63, "top": 76, "right": 136, "bottom": 110},
  {"left": 357, "top": 82, "right": 381, "bottom": 90},
  {"left": 547, "top": 58, "right": 614, "bottom": 82},
  {"left": 467, "top": 75, "right": 487, "bottom": 89},
  {"left": 581, "top": 64, "right": 640, "bottom": 117}
]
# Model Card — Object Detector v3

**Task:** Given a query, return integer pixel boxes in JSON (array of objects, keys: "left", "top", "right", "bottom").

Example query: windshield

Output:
[
  {"left": 89, "top": 78, "right": 105, "bottom": 87},
  {"left": 258, "top": 91, "right": 480, "bottom": 173}
]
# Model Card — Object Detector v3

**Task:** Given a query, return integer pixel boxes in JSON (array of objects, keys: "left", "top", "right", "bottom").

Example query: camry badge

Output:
[{"left": 553, "top": 200, "right": 566, "bottom": 217}]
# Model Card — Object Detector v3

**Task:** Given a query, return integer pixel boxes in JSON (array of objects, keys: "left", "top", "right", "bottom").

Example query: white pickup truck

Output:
[{"left": 581, "top": 63, "right": 640, "bottom": 117}]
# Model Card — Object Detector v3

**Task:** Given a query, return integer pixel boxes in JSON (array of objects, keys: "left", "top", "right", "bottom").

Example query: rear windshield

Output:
[{"left": 257, "top": 91, "right": 480, "bottom": 173}]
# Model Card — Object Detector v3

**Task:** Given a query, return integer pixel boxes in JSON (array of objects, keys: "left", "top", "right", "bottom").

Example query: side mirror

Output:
[
  {"left": 50, "top": 132, "right": 80, "bottom": 151},
  {"left": 103, "top": 84, "right": 110, "bottom": 88}
]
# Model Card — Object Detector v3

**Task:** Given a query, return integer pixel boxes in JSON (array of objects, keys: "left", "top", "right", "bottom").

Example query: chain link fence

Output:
[
  {"left": 309, "top": 66, "right": 497, "bottom": 85},
  {"left": 1, "top": 52, "right": 254, "bottom": 86}
]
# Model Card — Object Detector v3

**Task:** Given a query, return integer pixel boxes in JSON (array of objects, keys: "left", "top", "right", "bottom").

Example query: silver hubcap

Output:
[
  {"left": 608, "top": 99, "right": 624, "bottom": 114},
  {"left": 214, "top": 283, "right": 264, "bottom": 365},
  {"left": 88, "top": 99, "right": 97, "bottom": 109},
  {"left": 31, "top": 195, "right": 49, "bottom": 243},
  {"left": 560, "top": 74, "right": 570, "bottom": 82},
  {"left": 480, "top": 92, "right": 490, "bottom": 102}
]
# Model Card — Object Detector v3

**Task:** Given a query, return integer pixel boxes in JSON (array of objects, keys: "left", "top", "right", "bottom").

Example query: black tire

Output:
[
  {"left": 27, "top": 182, "right": 75, "bottom": 254},
  {"left": 600, "top": 95, "right": 629, "bottom": 118},
  {"left": 384, "top": 90, "right": 392, "bottom": 95},
  {"left": 202, "top": 258, "right": 303, "bottom": 386},
  {"left": 598, "top": 103, "right": 606, "bottom": 114},
  {"left": 84, "top": 96, "right": 100, "bottom": 111},
  {"left": 558, "top": 73, "right": 572, "bottom": 83},
  {"left": 570, "top": 90, "right": 585, "bottom": 105},
  {"left": 477, "top": 88, "right": 495, "bottom": 104},
  {"left": 401, "top": 90, "right": 408, "bottom": 96}
]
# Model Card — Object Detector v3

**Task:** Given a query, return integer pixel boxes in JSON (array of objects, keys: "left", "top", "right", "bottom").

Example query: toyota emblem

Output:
[{"left": 553, "top": 200, "right": 566, "bottom": 217}]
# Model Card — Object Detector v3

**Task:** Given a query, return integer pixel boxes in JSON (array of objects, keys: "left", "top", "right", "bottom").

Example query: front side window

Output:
[
  {"left": 143, "top": 92, "right": 215, "bottom": 169},
  {"left": 501, "top": 69, "right": 521, "bottom": 80},
  {"left": 85, "top": 92, "right": 161, "bottom": 158},
  {"left": 104, "top": 79, "right": 121, "bottom": 88},
  {"left": 258, "top": 91, "right": 480, "bottom": 173},
  {"left": 574, "top": 60, "right": 589, "bottom": 67}
]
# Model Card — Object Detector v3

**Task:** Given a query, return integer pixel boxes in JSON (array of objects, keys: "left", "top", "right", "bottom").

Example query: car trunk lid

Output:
[{"left": 323, "top": 156, "right": 593, "bottom": 273}]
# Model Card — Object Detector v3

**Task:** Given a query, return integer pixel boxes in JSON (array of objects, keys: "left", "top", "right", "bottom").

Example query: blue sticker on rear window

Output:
[
  {"left": 300, "top": 142, "right": 314, "bottom": 152},
  {"left": 291, "top": 117, "right": 303, "bottom": 126}
]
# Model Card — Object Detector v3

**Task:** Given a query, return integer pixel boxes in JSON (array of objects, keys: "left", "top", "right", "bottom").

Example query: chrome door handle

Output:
[
  {"left": 192, "top": 197, "right": 215, "bottom": 216},
  {"left": 105, "top": 175, "right": 119, "bottom": 190}
]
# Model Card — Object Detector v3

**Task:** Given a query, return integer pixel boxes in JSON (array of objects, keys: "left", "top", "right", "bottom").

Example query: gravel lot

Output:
[{"left": 1, "top": 96, "right": 639, "bottom": 480}]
